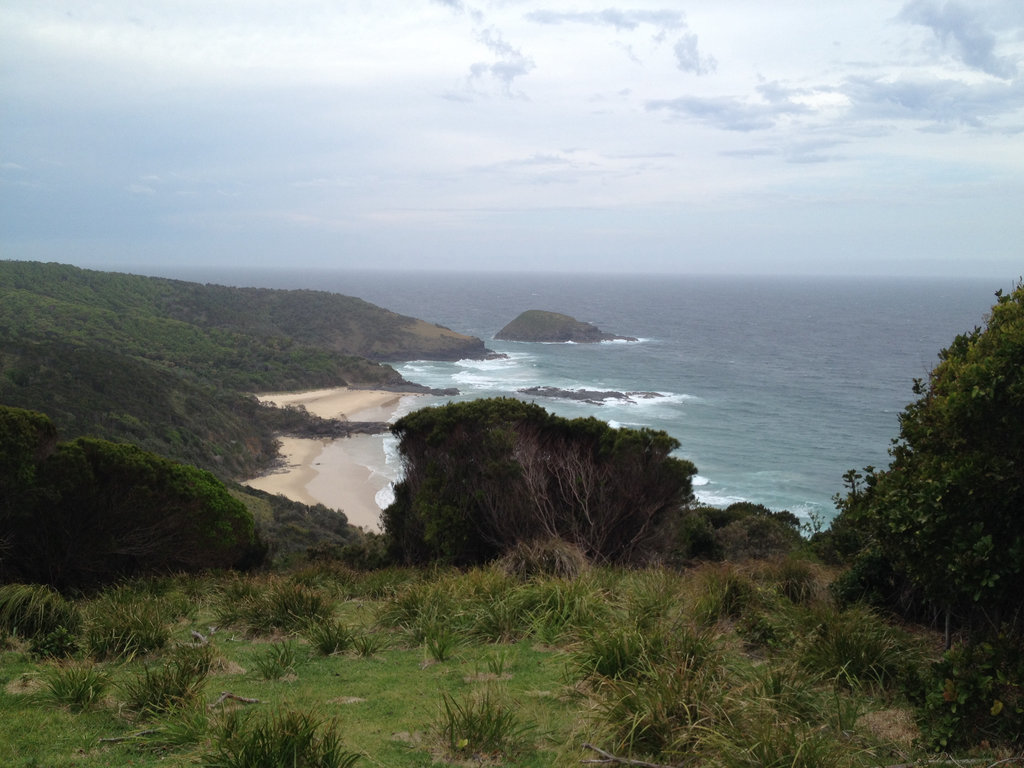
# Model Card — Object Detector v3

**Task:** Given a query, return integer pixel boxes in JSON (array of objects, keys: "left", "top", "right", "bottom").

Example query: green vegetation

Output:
[
  {"left": 820, "top": 281, "right": 1024, "bottom": 750},
  {"left": 494, "top": 309, "right": 632, "bottom": 342},
  {"left": 1, "top": 406, "right": 262, "bottom": 589},
  {"left": 2, "top": 263, "right": 1020, "bottom": 763},
  {"left": 2, "top": 564, "right": 1011, "bottom": 768},
  {"left": 0, "top": 260, "right": 482, "bottom": 477},
  {"left": 383, "top": 398, "right": 695, "bottom": 566}
]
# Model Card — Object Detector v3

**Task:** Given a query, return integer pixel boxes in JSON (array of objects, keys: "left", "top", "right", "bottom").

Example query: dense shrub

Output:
[
  {"left": 831, "top": 283, "right": 1024, "bottom": 636},
  {"left": 0, "top": 406, "right": 263, "bottom": 588},
  {"left": 383, "top": 398, "right": 695, "bottom": 566},
  {"left": 672, "top": 503, "right": 802, "bottom": 563}
]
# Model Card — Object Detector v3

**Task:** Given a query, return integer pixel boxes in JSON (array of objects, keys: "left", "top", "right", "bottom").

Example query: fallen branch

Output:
[
  {"left": 209, "top": 691, "right": 261, "bottom": 709},
  {"left": 581, "top": 743, "right": 678, "bottom": 768},
  {"left": 98, "top": 729, "right": 159, "bottom": 744}
]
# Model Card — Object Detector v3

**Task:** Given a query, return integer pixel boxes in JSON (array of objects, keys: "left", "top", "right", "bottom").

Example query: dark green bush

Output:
[{"left": 384, "top": 398, "right": 695, "bottom": 567}]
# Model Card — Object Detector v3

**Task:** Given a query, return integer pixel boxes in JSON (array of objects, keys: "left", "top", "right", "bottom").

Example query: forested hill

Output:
[{"left": 0, "top": 260, "right": 485, "bottom": 478}]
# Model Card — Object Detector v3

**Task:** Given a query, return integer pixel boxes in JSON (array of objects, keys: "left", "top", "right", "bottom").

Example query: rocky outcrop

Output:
[
  {"left": 495, "top": 310, "right": 637, "bottom": 343},
  {"left": 518, "top": 386, "right": 663, "bottom": 405}
]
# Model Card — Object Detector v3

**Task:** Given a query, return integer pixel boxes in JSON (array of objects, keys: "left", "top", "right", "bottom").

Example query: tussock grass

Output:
[
  {"left": 304, "top": 618, "right": 354, "bottom": 656},
  {"left": 498, "top": 537, "right": 590, "bottom": 580},
  {"left": 436, "top": 686, "right": 536, "bottom": 760},
  {"left": 351, "top": 631, "right": 388, "bottom": 658},
  {"left": 690, "top": 564, "right": 760, "bottom": 625},
  {"left": 0, "top": 566, "right": 993, "bottom": 768},
  {"left": 252, "top": 640, "right": 298, "bottom": 680},
  {"left": 0, "top": 583, "right": 81, "bottom": 639},
  {"left": 796, "top": 603, "right": 916, "bottom": 690},
  {"left": 37, "top": 661, "right": 110, "bottom": 712},
  {"left": 207, "top": 708, "right": 360, "bottom": 768},
  {"left": 120, "top": 644, "right": 212, "bottom": 715},
  {"left": 215, "top": 576, "right": 333, "bottom": 635},
  {"left": 83, "top": 588, "right": 172, "bottom": 660}
]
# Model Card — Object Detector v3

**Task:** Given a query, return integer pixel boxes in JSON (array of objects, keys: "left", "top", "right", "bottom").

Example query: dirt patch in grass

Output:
[
  {"left": 857, "top": 708, "right": 919, "bottom": 748},
  {"left": 463, "top": 672, "right": 513, "bottom": 683},
  {"left": 4, "top": 673, "right": 42, "bottom": 695}
]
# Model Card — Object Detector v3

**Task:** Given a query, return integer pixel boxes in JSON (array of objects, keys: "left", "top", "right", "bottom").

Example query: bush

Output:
[
  {"left": 920, "top": 636, "right": 1024, "bottom": 751},
  {"left": 29, "top": 627, "right": 79, "bottom": 659},
  {"left": 833, "top": 283, "right": 1024, "bottom": 633},
  {"left": 384, "top": 398, "right": 695, "bottom": 566},
  {"left": 671, "top": 503, "right": 802, "bottom": 564},
  {"left": 1, "top": 406, "right": 263, "bottom": 589}
]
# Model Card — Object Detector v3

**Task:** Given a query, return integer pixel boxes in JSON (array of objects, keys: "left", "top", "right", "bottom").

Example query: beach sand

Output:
[{"left": 242, "top": 388, "right": 421, "bottom": 531}]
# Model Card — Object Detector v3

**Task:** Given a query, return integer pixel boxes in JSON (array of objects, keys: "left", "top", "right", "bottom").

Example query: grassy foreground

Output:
[{"left": 0, "top": 561, "right": 1013, "bottom": 767}]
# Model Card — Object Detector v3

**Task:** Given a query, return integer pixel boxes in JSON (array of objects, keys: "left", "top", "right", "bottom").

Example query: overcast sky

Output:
[{"left": 2, "top": 1, "right": 1022, "bottom": 277}]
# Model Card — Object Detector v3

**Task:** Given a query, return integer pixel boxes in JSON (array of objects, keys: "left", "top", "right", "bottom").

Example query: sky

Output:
[{"left": 1, "top": 1, "right": 1023, "bottom": 278}]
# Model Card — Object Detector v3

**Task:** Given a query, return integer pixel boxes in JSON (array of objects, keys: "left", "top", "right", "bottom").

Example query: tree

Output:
[
  {"left": 382, "top": 398, "right": 696, "bottom": 566},
  {"left": 837, "top": 282, "right": 1024, "bottom": 635},
  {"left": 0, "top": 406, "right": 263, "bottom": 588}
]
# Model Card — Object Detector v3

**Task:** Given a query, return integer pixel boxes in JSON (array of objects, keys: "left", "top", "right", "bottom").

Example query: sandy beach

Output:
[{"left": 242, "top": 387, "right": 422, "bottom": 531}]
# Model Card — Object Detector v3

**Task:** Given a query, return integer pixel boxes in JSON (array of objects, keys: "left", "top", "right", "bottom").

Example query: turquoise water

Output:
[{"left": 175, "top": 268, "right": 1005, "bottom": 521}]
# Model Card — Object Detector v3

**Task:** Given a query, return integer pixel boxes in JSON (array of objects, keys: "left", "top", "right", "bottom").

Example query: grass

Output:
[
  {"left": 0, "top": 583, "right": 81, "bottom": 639},
  {"left": 120, "top": 645, "right": 212, "bottom": 715},
  {"left": 37, "top": 662, "right": 110, "bottom": 712},
  {"left": 436, "top": 686, "right": 537, "bottom": 760},
  {"left": 252, "top": 640, "right": 299, "bottom": 680},
  {"left": 207, "top": 708, "right": 361, "bottom": 768},
  {"left": 0, "top": 564, "right": 1000, "bottom": 768}
]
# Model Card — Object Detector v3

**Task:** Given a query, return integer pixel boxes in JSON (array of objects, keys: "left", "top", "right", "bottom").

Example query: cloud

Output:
[
  {"left": 525, "top": 9, "right": 686, "bottom": 36},
  {"left": 673, "top": 32, "right": 716, "bottom": 75},
  {"left": 646, "top": 95, "right": 808, "bottom": 131},
  {"left": 900, "top": 0, "right": 1020, "bottom": 79},
  {"left": 840, "top": 74, "right": 1024, "bottom": 127},
  {"left": 469, "top": 27, "right": 536, "bottom": 94}
]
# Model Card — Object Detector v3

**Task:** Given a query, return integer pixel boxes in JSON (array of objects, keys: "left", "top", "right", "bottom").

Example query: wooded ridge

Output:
[{"left": 0, "top": 261, "right": 485, "bottom": 478}]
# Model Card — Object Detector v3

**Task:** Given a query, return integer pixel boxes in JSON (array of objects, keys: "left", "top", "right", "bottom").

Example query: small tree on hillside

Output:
[{"left": 382, "top": 398, "right": 696, "bottom": 566}]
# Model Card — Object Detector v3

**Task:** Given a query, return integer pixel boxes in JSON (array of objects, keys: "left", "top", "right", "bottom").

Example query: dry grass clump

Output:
[{"left": 498, "top": 538, "right": 590, "bottom": 580}]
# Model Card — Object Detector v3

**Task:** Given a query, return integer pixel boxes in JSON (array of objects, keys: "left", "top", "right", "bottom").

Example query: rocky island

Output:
[{"left": 495, "top": 309, "right": 637, "bottom": 343}]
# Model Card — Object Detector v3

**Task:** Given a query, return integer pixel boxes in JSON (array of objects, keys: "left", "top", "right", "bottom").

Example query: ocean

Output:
[{"left": 173, "top": 268, "right": 1006, "bottom": 523}]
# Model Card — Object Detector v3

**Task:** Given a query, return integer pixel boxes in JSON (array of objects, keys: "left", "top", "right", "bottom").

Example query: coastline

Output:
[{"left": 242, "top": 387, "right": 422, "bottom": 531}]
